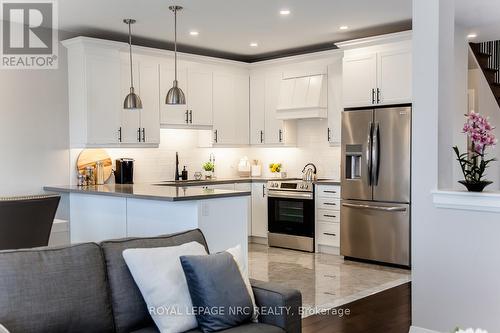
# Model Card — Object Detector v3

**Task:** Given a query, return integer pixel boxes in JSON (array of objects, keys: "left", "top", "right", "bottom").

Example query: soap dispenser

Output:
[{"left": 181, "top": 166, "right": 188, "bottom": 181}]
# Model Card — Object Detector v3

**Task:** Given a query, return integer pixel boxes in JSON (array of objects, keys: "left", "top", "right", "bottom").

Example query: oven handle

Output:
[
  {"left": 267, "top": 190, "right": 314, "bottom": 200},
  {"left": 342, "top": 202, "right": 407, "bottom": 212}
]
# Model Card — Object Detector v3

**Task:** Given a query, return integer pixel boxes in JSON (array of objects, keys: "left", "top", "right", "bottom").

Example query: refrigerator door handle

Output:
[
  {"left": 342, "top": 202, "right": 407, "bottom": 212},
  {"left": 366, "top": 122, "right": 373, "bottom": 186},
  {"left": 372, "top": 122, "right": 380, "bottom": 186}
]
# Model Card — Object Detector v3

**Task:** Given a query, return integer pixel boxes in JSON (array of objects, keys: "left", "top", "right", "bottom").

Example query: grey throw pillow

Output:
[{"left": 180, "top": 252, "right": 254, "bottom": 333}]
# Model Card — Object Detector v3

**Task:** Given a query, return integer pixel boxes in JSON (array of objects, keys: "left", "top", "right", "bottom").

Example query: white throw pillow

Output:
[
  {"left": 123, "top": 241, "right": 207, "bottom": 333},
  {"left": 226, "top": 245, "right": 258, "bottom": 321},
  {"left": 0, "top": 324, "right": 9, "bottom": 333}
]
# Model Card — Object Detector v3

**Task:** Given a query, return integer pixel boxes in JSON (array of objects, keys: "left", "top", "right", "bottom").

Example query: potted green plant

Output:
[
  {"left": 453, "top": 111, "right": 497, "bottom": 192},
  {"left": 202, "top": 161, "right": 215, "bottom": 179}
]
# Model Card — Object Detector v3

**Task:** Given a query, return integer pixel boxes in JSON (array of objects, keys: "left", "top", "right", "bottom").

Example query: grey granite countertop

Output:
[{"left": 44, "top": 184, "right": 251, "bottom": 202}]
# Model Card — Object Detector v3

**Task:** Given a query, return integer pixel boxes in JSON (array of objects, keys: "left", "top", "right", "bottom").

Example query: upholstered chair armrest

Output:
[{"left": 250, "top": 279, "right": 302, "bottom": 333}]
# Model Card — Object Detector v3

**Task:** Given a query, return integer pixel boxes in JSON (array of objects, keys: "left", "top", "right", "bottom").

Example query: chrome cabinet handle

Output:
[
  {"left": 376, "top": 88, "right": 381, "bottom": 104},
  {"left": 260, "top": 130, "right": 264, "bottom": 143},
  {"left": 214, "top": 130, "right": 218, "bottom": 143},
  {"left": 372, "top": 88, "right": 375, "bottom": 104},
  {"left": 323, "top": 214, "right": 337, "bottom": 218},
  {"left": 262, "top": 184, "right": 266, "bottom": 198},
  {"left": 324, "top": 190, "right": 337, "bottom": 194},
  {"left": 137, "top": 128, "right": 141, "bottom": 142},
  {"left": 323, "top": 232, "right": 336, "bottom": 237},
  {"left": 279, "top": 129, "right": 283, "bottom": 143},
  {"left": 342, "top": 202, "right": 407, "bottom": 212},
  {"left": 118, "top": 127, "right": 122, "bottom": 142},
  {"left": 327, "top": 128, "right": 331, "bottom": 142},
  {"left": 189, "top": 110, "right": 193, "bottom": 124},
  {"left": 185, "top": 110, "right": 189, "bottom": 124},
  {"left": 324, "top": 202, "right": 337, "bottom": 206},
  {"left": 142, "top": 128, "right": 146, "bottom": 142}
]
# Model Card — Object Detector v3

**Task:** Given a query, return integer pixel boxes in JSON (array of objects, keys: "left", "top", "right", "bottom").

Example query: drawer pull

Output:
[
  {"left": 323, "top": 232, "right": 337, "bottom": 237},
  {"left": 323, "top": 214, "right": 337, "bottom": 218},
  {"left": 324, "top": 202, "right": 337, "bottom": 206},
  {"left": 324, "top": 190, "right": 337, "bottom": 193}
]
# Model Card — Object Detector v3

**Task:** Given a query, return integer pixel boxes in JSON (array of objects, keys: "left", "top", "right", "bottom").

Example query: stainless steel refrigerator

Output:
[{"left": 340, "top": 106, "right": 411, "bottom": 267}]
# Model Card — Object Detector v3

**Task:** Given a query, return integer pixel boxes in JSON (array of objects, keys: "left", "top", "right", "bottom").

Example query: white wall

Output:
[
  {"left": 412, "top": 0, "right": 500, "bottom": 331},
  {"left": 0, "top": 38, "right": 70, "bottom": 196},
  {"left": 69, "top": 119, "right": 341, "bottom": 184}
]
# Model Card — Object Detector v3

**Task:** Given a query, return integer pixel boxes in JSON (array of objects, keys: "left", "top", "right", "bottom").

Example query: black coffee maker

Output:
[{"left": 115, "top": 159, "right": 134, "bottom": 184}]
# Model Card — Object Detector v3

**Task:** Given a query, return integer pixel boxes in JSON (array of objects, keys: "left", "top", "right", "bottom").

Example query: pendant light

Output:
[
  {"left": 166, "top": 5, "right": 186, "bottom": 105},
  {"left": 123, "top": 18, "right": 142, "bottom": 110}
]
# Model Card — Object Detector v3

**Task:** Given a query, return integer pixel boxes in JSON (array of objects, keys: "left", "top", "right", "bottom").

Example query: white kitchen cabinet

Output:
[
  {"left": 251, "top": 182, "right": 268, "bottom": 238},
  {"left": 315, "top": 184, "right": 341, "bottom": 254},
  {"left": 327, "top": 58, "right": 343, "bottom": 145},
  {"left": 213, "top": 72, "right": 249, "bottom": 145},
  {"left": 120, "top": 57, "right": 160, "bottom": 145},
  {"left": 159, "top": 64, "right": 189, "bottom": 126},
  {"left": 77, "top": 51, "right": 122, "bottom": 146},
  {"left": 250, "top": 72, "right": 266, "bottom": 145},
  {"left": 249, "top": 71, "right": 296, "bottom": 146},
  {"left": 187, "top": 68, "right": 213, "bottom": 126},
  {"left": 342, "top": 43, "right": 412, "bottom": 108},
  {"left": 159, "top": 65, "right": 213, "bottom": 127},
  {"left": 343, "top": 53, "right": 377, "bottom": 108},
  {"left": 377, "top": 48, "right": 412, "bottom": 105}
]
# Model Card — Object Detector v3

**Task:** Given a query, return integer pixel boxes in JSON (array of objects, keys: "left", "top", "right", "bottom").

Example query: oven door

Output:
[{"left": 267, "top": 191, "right": 315, "bottom": 237}]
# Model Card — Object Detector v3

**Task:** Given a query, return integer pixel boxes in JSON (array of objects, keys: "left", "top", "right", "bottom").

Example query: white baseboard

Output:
[{"left": 409, "top": 326, "right": 441, "bottom": 333}]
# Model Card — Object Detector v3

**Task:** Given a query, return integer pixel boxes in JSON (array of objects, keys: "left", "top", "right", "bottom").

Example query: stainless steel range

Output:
[{"left": 267, "top": 180, "right": 315, "bottom": 252}]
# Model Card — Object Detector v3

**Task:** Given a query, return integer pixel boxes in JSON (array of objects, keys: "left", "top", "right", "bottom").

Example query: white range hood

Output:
[{"left": 276, "top": 74, "right": 327, "bottom": 119}]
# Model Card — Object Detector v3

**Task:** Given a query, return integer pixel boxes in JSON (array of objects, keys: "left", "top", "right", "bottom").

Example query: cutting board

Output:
[{"left": 76, "top": 149, "right": 113, "bottom": 182}]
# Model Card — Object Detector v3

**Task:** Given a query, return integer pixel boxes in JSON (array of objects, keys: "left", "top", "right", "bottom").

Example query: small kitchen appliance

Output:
[
  {"left": 115, "top": 158, "right": 134, "bottom": 184},
  {"left": 267, "top": 180, "right": 315, "bottom": 252}
]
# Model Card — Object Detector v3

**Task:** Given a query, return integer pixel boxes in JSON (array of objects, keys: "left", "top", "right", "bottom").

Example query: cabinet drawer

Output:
[
  {"left": 317, "top": 209, "right": 340, "bottom": 223},
  {"left": 317, "top": 222, "right": 340, "bottom": 247},
  {"left": 317, "top": 186, "right": 341, "bottom": 198},
  {"left": 317, "top": 198, "right": 340, "bottom": 211}
]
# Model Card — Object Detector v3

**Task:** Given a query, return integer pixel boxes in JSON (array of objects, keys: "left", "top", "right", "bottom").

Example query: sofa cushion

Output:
[
  {"left": 100, "top": 229, "right": 209, "bottom": 333},
  {"left": 0, "top": 243, "right": 115, "bottom": 333},
  {"left": 130, "top": 323, "right": 285, "bottom": 333}
]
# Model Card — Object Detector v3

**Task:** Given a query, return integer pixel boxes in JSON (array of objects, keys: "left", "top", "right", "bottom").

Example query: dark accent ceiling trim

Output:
[{"left": 61, "top": 19, "right": 412, "bottom": 63}]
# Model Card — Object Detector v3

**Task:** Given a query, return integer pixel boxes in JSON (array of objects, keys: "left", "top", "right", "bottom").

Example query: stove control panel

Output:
[{"left": 267, "top": 180, "right": 313, "bottom": 192}]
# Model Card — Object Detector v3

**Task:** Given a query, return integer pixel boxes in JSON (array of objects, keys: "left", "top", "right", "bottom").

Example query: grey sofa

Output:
[{"left": 0, "top": 229, "right": 302, "bottom": 333}]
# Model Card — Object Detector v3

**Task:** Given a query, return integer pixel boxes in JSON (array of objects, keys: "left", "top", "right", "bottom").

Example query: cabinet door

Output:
[
  {"left": 139, "top": 62, "right": 160, "bottom": 144},
  {"left": 120, "top": 59, "right": 141, "bottom": 143},
  {"left": 86, "top": 54, "right": 121, "bottom": 144},
  {"left": 251, "top": 183, "right": 268, "bottom": 238},
  {"left": 213, "top": 72, "right": 249, "bottom": 145},
  {"left": 377, "top": 48, "right": 412, "bottom": 105},
  {"left": 264, "top": 72, "right": 284, "bottom": 144},
  {"left": 250, "top": 72, "right": 266, "bottom": 145},
  {"left": 187, "top": 69, "right": 213, "bottom": 126},
  {"left": 159, "top": 64, "right": 189, "bottom": 125},
  {"left": 342, "top": 53, "right": 377, "bottom": 108},
  {"left": 327, "top": 58, "right": 343, "bottom": 144}
]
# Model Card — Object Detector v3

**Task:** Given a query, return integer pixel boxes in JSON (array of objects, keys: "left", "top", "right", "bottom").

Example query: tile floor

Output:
[{"left": 248, "top": 244, "right": 411, "bottom": 316}]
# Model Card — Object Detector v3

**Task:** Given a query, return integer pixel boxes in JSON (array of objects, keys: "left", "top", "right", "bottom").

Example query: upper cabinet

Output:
[
  {"left": 159, "top": 64, "right": 213, "bottom": 127},
  {"left": 341, "top": 36, "right": 412, "bottom": 108},
  {"left": 212, "top": 72, "right": 249, "bottom": 145},
  {"left": 249, "top": 70, "right": 296, "bottom": 146}
]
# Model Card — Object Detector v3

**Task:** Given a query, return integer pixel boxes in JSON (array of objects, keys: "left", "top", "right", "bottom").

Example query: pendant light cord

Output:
[
  {"left": 128, "top": 21, "right": 134, "bottom": 90},
  {"left": 174, "top": 8, "right": 178, "bottom": 82}
]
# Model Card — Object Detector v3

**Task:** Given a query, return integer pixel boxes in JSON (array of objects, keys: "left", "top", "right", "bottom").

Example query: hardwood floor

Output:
[{"left": 302, "top": 283, "right": 411, "bottom": 333}]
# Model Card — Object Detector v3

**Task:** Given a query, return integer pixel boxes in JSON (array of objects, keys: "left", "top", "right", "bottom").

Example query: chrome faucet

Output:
[{"left": 302, "top": 163, "right": 317, "bottom": 181}]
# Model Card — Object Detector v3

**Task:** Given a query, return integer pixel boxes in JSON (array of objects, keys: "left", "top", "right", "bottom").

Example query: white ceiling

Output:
[
  {"left": 59, "top": 0, "right": 412, "bottom": 61},
  {"left": 455, "top": 0, "right": 500, "bottom": 42}
]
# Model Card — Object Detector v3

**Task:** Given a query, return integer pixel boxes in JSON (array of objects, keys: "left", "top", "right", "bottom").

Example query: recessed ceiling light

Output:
[
  {"left": 467, "top": 33, "right": 477, "bottom": 39},
  {"left": 189, "top": 31, "right": 199, "bottom": 36},
  {"left": 250, "top": 42, "right": 258, "bottom": 47},
  {"left": 280, "top": 9, "right": 290, "bottom": 15},
  {"left": 339, "top": 25, "right": 349, "bottom": 30}
]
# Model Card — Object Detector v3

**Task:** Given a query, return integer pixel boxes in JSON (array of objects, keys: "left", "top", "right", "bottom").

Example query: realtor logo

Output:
[{"left": 1, "top": 0, "right": 58, "bottom": 69}]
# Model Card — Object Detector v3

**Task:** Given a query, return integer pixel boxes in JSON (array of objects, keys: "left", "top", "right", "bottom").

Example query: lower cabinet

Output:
[
  {"left": 315, "top": 185, "right": 341, "bottom": 254},
  {"left": 251, "top": 182, "right": 268, "bottom": 239}
]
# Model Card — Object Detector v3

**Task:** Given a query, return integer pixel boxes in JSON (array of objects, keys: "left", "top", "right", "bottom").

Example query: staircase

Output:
[{"left": 470, "top": 41, "right": 500, "bottom": 108}]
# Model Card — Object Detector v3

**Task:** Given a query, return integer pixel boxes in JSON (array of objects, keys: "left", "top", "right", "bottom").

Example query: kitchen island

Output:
[{"left": 45, "top": 184, "right": 251, "bottom": 257}]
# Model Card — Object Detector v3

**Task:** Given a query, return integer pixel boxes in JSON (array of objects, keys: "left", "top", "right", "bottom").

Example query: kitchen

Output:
[{"left": 44, "top": 6, "right": 412, "bottom": 315}]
